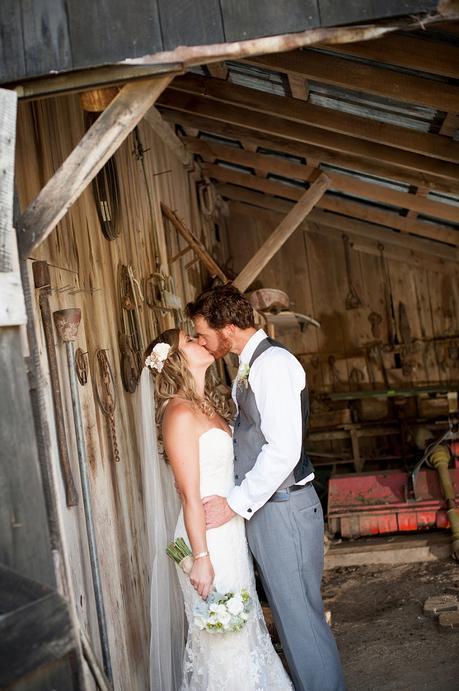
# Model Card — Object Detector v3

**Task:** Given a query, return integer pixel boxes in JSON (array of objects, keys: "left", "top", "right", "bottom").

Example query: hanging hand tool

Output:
[
  {"left": 32, "top": 261, "right": 78, "bottom": 507},
  {"left": 53, "top": 308, "right": 113, "bottom": 682},
  {"left": 94, "top": 349, "right": 120, "bottom": 464},
  {"left": 342, "top": 234, "right": 362, "bottom": 310},
  {"left": 378, "top": 243, "right": 397, "bottom": 346}
]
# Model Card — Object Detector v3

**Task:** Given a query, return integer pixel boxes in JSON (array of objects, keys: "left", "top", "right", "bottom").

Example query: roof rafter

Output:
[{"left": 169, "top": 73, "right": 459, "bottom": 164}]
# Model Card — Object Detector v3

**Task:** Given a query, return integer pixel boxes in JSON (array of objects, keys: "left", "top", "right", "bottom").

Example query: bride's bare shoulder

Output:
[{"left": 163, "top": 397, "right": 197, "bottom": 433}]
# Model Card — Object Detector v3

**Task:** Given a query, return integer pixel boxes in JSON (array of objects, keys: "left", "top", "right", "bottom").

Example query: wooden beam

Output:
[
  {"left": 17, "top": 74, "right": 174, "bottom": 257},
  {"left": 323, "top": 34, "right": 459, "bottom": 79},
  {"left": 160, "top": 108, "right": 459, "bottom": 195},
  {"left": 160, "top": 202, "right": 228, "bottom": 283},
  {"left": 203, "top": 163, "right": 459, "bottom": 246},
  {"left": 207, "top": 62, "right": 229, "bottom": 80},
  {"left": 245, "top": 50, "right": 459, "bottom": 112},
  {"left": 440, "top": 112, "right": 459, "bottom": 137},
  {"left": 185, "top": 138, "right": 459, "bottom": 224},
  {"left": 288, "top": 73, "right": 309, "bottom": 100},
  {"left": 143, "top": 106, "right": 192, "bottom": 167},
  {"left": 233, "top": 173, "right": 330, "bottom": 292},
  {"left": 169, "top": 73, "right": 459, "bottom": 164},
  {"left": 158, "top": 90, "right": 459, "bottom": 185},
  {"left": 216, "top": 183, "right": 458, "bottom": 263}
]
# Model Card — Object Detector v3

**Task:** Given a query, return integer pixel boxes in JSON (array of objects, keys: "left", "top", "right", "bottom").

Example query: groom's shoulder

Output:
[{"left": 259, "top": 342, "right": 302, "bottom": 370}]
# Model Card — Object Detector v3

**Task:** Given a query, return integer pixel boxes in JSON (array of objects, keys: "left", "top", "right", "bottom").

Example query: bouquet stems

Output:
[{"left": 166, "top": 537, "right": 194, "bottom": 574}]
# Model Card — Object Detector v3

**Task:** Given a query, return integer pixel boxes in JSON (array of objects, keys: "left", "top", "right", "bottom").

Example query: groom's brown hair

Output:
[{"left": 186, "top": 284, "right": 255, "bottom": 330}]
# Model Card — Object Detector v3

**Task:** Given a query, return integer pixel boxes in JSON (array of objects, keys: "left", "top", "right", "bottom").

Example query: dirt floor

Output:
[{"left": 323, "top": 559, "right": 459, "bottom": 691}]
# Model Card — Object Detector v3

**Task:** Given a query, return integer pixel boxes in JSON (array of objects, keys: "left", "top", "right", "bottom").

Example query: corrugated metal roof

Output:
[
  {"left": 226, "top": 61, "right": 288, "bottom": 96},
  {"left": 307, "top": 82, "right": 437, "bottom": 132}
]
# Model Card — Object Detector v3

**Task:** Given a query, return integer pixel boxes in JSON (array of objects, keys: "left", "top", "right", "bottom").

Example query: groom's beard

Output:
[{"left": 210, "top": 331, "right": 232, "bottom": 360}]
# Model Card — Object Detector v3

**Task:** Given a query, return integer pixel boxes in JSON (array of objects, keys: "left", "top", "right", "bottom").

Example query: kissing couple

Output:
[{"left": 145, "top": 284, "right": 345, "bottom": 691}]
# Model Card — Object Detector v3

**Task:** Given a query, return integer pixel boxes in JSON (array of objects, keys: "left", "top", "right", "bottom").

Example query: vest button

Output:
[
  {"left": 235, "top": 474, "right": 239, "bottom": 479},
  {"left": 247, "top": 508, "right": 252, "bottom": 513},
  {"left": 233, "top": 439, "right": 237, "bottom": 444}
]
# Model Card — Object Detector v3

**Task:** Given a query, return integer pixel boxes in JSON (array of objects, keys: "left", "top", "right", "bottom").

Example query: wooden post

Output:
[
  {"left": 0, "top": 87, "right": 77, "bottom": 689},
  {"left": 17, "top": 73, "right": 175, "bottom": 257},
  {"left": 233, "top": 173, "right": 330, "bottom": 292}
]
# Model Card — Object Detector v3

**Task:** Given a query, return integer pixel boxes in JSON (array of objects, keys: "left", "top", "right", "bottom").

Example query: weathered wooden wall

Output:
[
  {"left": 15, "top": 94, "right": 224, "bottom": 690},
  {"left": 225, "top": 201, "right": 459, "bottom": 393}
]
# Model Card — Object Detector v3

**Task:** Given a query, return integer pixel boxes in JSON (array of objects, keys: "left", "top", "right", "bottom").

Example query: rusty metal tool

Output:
[
  {"left": 53, "top": 308, "right": 113, "bottom": 682},
  {"left": 32, "top": 261, "right": 78, "bottom": 507}
]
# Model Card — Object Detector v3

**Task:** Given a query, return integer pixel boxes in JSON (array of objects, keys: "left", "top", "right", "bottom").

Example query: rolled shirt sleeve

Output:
[{"left": 227, "top": 347, "right": 306, "bottom": 519}]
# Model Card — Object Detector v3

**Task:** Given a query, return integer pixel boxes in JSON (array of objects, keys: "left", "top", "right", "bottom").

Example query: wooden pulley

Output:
[
  {"left": 118, "top": 333, "right": 138, "bottom": 394},
  {"left": 80, "top": 87, "right": 118, "bottom": 112}
]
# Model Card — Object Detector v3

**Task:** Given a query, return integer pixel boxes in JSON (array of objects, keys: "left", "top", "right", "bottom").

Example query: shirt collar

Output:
[{"left": 239, "top": 329, "right": 267, "bottom": 365}]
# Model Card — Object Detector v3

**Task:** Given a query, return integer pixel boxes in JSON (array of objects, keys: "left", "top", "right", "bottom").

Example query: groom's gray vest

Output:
[{"left": 233, "top": 337, "right": 314, "bottom": 491}]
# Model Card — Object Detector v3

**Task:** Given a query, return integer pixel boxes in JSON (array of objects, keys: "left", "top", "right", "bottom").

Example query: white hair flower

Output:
[{"left": 145, "top": 342, "right": 171, "bottom": 372}]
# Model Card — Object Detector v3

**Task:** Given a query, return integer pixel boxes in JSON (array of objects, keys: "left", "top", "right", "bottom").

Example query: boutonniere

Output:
[{"left": 237, "top": 363, "right": 250, "bottom": 389}]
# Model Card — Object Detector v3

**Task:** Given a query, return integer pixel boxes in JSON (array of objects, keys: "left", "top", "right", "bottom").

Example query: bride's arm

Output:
[{"left": 163, "top": 404, "right": 214, "bottom": 599}]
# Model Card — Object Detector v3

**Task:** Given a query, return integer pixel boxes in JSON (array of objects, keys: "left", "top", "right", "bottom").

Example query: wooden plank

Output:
[
  {"left": 233, "top": 173, "right": 330, "bottom": 291},
  {"left": 17, "top": 74, "right": 174, "bottom": 257},
  {"left": 0, "top": 1, "right": 25, "bottom": 83},
  {"left": 143, "top": 106, "right": 192, "bottom": 166},
  {"left": 246, "top": 49, "right": 459, "bottom": 112},
  {"left": 20, "top": 0, "right": 72, "bottom": 78},
  {"left": 170, "top": 73, "right": 459, "bottom": 163},
  {"left": 185, "top": 138, "right": 459, "bottom": 224},
  {"left": 161, "top": 108, "right": 459, "bottom": 195},
  {"left": 202, "top": 164, "right": 459, "bottom": 246},
  {"left": 160, "top": 202, "right": 228, "bottom": 282},
  {"left": 216, "top": 184, "right": 458, "bottom": 262},
  {"left": 0, "top": 272, "right": 27, "bottom": 327},
  {"left": 220, "top": 0, "right": 320, "bottom": 41},
  {"left": 67, "top": 0, "right": 162, "bottom": 69},
  {"left": 158, "top": 0, "right": 224, "bottom": 50},
  {"left": 319, "top": 0, "right": 436, "bottom": 26},
  {"left": 327, "top": 33, "right": 459, "bottom": 79},
  {"left": 158, "top": 90, "right": 459, "bottom": 184},
  {"left": 0, "top": 88, "right": 17, "bottom": 273},
  {"left": 0, "top": 590, "right": 73, "bottom": 688}
]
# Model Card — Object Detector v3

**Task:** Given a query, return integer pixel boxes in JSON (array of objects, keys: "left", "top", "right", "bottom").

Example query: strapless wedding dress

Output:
[{"left": 174, "top": 428, "right": 293, "bottom": 691}]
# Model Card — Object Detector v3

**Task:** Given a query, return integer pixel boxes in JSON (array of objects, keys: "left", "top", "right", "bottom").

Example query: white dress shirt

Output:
[{"left": 227, "top": 329, "right": 314, "bottom": 520}]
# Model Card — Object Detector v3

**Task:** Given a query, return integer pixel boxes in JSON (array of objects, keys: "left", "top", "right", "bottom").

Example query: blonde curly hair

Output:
[{"left": 144, "top": 328, "right": 231, "bottom": 431}]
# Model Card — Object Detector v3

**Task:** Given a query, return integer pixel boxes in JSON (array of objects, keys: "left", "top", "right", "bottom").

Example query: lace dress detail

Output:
[{"left": 174, "top": 428, "right": 293, "bottom": 691}]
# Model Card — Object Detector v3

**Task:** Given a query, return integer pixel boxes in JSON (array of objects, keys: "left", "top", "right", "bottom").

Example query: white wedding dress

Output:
[{"left": 174, "top": 428, "right": 293, "bottom": 691}]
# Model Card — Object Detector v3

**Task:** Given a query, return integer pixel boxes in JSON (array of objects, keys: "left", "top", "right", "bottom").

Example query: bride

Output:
[{"left": 145, "top": 328, "right": 292, "bottom": 691}]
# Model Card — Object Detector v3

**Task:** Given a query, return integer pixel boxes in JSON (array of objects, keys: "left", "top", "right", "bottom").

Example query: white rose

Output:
[
  {"left": 153, "top": 342, "right": 171, "bottom": 360},
  {"left": 226, "top": 596, "right": 244, "bottom": 616},
  {"left": 216, "top": 610, "right": 231, "bottom": 627}
]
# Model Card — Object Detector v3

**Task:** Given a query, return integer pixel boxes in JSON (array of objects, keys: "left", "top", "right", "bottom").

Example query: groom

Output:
[{"left": 186, "top": 285, "right": 346, "bottom": 691}]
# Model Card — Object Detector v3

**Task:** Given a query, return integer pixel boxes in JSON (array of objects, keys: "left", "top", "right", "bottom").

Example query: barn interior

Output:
[{"left": 1, "top": 2, "right": 459, "bottom": 690}]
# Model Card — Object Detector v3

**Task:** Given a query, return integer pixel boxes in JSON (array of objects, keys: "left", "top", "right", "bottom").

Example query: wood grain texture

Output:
[
  {"left": 220, "top": 0, "right": 320, "bottom": 41},
  {"left": 233, "top": 173, "right": 330, "bottom": 291},
  {"left": 319, "top": 0, "right": 436, "bottom": 26},
  {"left": 158, "top": 0, "right": 224, "bottom": 50},
  {"left": 67, "top": 0, "right": 163, "bottom": 68},
  {"left": 17, "top": 74, "right": 173, "bottom": 257}
]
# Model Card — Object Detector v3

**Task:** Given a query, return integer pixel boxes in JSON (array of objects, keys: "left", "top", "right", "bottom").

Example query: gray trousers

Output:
[{"left": 246, "top": 484, "right": 346, "bottom": 691}]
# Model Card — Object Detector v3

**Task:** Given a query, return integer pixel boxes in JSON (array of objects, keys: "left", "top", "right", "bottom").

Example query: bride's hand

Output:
[{"left": 189, "top": 557, "right": 214, "bottom": 600}]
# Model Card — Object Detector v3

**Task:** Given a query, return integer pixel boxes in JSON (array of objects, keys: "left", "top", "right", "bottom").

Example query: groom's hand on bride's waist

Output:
[{"left": 202, "top": 495, "right": 236, "bottom": 529}]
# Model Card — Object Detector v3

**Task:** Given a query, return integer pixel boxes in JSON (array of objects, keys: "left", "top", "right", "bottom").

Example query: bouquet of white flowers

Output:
[
  {"left": 194, "top": 589, "right": 252, "bottom": 633},
  {"left": 166, "top": 538, "right": 252, "bottom": 633}
]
